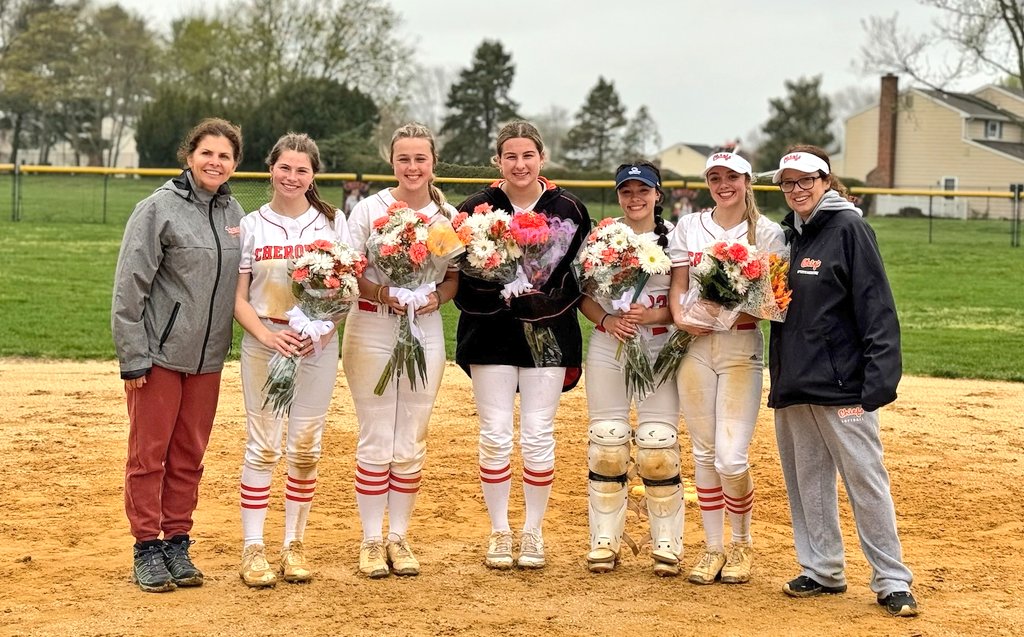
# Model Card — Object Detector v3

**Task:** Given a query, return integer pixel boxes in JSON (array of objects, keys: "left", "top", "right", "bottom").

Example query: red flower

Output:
[
  {"left": 372, "top": 215, "right": 389, "bottom": 229},
  {"left": 510, "top": 211, "right": 550, "bottom": 245},
  {"left": 291, "top": 267, "right": 309, "bottom": 282},
  {"left": 452, "top": 211, "right": 469, "bottom": 228},
  {"left": 741, "top": 259, "right": 762, "bottom": 280},
  {"left": 597, "top": 217, "right": 617, "bottom": 228},
  {"left": 416, "top": 212, "right": 430, "bottom": 224},
  {"left": 711, "top": 241, "right": 730, "bottom": 261},
  {"left": 388, "top": 200, "right": 409, "bottom": 213},
  {"left": 473, "top": 202, "right": 493, "bottom": 214},
  {"left": 311, "top": 239, "right": 334, "bottom": 251},
  {"left": 727, "top": 242, "right": 750, "bottom": 263},
  {"left": 324, "top": 276, "right": 341, "bottom": 289}
]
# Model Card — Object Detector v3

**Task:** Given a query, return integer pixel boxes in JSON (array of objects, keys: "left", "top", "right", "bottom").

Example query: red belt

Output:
[
  {"left": 734, "top": 323, "right": 757, "bottom": 331},
  {"left": 358, "top": 300, "right": 396, "bottom": 314},
  {"left": 263, "top": 317, "right": 289, "bottom": 325},
  {"left": 596, "top": 325, "right": 669, "bottom": 336}
]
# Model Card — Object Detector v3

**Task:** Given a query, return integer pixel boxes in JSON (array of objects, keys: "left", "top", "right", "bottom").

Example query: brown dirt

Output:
[{"left": 0, "top": 359, "right": 1021, "bottom": 637}]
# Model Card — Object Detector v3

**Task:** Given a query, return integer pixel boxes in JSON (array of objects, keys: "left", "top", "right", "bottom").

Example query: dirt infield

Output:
[{"left": 0, "top": 359, "right": 1021, "bottom": 637}]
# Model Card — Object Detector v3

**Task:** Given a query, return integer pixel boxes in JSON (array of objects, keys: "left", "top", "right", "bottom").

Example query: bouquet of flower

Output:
[
  {"left": 502, "top": 210, "right": 578, "bottom": 367},
  {"left": 575, "top": 218, "right": 671, "bottom": 401},
  {"left": 653, "top": 240, "right": 792, "bottom": 388},
  {"left": 450, "top": 203, "right": 522, "bottom": 283},
  {"left": 263, "top": 239, "right": 366, "bottom": 416},
  {"left": 367, "top": 201, "right": 461, "bottom": 396}
]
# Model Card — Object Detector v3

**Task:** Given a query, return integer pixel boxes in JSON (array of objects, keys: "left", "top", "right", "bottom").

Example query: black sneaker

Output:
[
  {"left": 162, "top": 535, "right": 204, "bottom": 587},
  {"left": 878, "top": 591, "right": 919, "bottom": 617},
  {"left": 783, "top": 575, "right": 848, "bottom": 598},
  {"left": 132, "top": 541, "right": 176, "bottom": 593}
]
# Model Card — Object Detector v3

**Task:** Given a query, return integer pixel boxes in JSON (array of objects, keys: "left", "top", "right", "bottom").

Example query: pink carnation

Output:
[
  {"left": 711, "top": 241, "right": 730, "bottom": 261},
  {"left": 727, "top": 242, "right": 750, "bottom": 263},
  {"left": 379, "top": 243, "right": 400, "bottom": 257},
  {"left": 452, "top": 211, "right": 469, "bottom": 228},
  {"left": 409, "top": 242, "right": 429, "bottom": 265},
  {"left": 291, "top": 267, "right": 309, "bottom": 282},
  {"left": 324, "top": 276, "right": 341, "bottom": 289},
  {"left": 473, "top": 203, "right": 493, "bottom": 214},
  {"left": 741, "top": 259, "right": 762, "bottom": 280},
  {"left": 597, "top": 217, "right": 617, "bottom": 228},
  {"left": 372, "top": 216, "right": 389, "bottom": 229}
]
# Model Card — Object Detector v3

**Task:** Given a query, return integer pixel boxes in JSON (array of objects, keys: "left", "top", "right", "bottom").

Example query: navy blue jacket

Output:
[{"left": 768, "top": 192, "right": 902, "bottom": 412}]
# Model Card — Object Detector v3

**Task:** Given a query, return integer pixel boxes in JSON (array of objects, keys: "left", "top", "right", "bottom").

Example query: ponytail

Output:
[
  {"left": 653, "top": 204, "right": 670, "bottom": 251},
  {"left": 743, "top": 186, "right": 761, "bottom": 245},
  {"left": 306, "top": 182, "right": 336, "bottom": 222},
  {"left": 428, "top": 182, "right": 450, "bottom": 218}
]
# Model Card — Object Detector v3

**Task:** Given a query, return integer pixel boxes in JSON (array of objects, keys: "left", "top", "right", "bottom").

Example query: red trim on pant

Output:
[{"left": 480, "top": 464, "right": 511, "bottom": 484}]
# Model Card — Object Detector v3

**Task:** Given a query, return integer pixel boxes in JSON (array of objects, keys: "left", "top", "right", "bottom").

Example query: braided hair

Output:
[{"left": 615, "top": 160, "right": 670, "bottom": 251}]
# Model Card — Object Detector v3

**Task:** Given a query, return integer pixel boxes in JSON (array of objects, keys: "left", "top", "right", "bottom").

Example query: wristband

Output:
[
  {"left": 375, "top": 285, "right": 387, "bottom": 304},
  {"left": 600, "top": 313, "right": 610, "bottom": 328}
]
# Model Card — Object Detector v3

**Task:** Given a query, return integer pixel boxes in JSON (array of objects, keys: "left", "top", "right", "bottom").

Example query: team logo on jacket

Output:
[
  {"left": 796, "top": 256, "right": 821, "bottom": 276},
  {"left": 837, "top": 406, "right": 865, "bottom": 421}
]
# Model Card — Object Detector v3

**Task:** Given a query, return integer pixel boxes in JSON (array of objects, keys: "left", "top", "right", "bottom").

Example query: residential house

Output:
[
  {"left": 656, "top": 142, "right": 717, "bottom": 178},
  {"left": 842, "top": 74, "right": 1024, "bottom": 219}
]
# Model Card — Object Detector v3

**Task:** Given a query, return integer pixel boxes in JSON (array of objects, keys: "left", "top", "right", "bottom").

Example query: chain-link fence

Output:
[{"left": 2, "top": 166, "right": 1021, "bottom": 247}]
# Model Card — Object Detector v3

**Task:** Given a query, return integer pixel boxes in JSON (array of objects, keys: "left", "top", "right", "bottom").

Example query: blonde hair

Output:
[
  {"left": 490, "top": 120, "right": 545, "bottom": 168},
  {"left": 390, "top": 122, "right": 449, "bottom": 216},
  {"left": 785, "top": 143, "right": 849, "bottom": 199},
  {"left": 742, "top": 177, "right": 762, "bottom": 245},
  {"left": 266, "top": 132, "right": 335, "bottom": 222}
]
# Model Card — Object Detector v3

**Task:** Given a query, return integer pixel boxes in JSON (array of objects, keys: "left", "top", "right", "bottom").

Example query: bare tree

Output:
[
  {"left": 404, "top": 65, "right": 453, "bottom": 134},
  {"left": 862, "top": 1, "right": 1024, "bottom": 113}
]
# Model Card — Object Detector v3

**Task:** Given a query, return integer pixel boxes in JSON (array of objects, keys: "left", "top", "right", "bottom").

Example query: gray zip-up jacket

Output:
[{"left": 112, "top": 170, "right": 244, "bottom": 380}]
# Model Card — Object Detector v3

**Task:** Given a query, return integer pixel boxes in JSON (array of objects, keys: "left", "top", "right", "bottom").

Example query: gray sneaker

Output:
[
  {"left": 485, "top": 531, "right": 514, "bottom": 570},
  {"left": 516, "top": 529, "right": 545, "bottom": 569},
  {"left": 132, "top": 542, "right": 176, "bottom": 593},
  {"left": 162, "top": 535, "right": 203, "bottom": 587}
]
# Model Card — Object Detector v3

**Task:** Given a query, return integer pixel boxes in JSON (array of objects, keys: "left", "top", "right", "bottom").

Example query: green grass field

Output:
[{"left": 1, "top": 179, "right": 1021, "bottom": 381}]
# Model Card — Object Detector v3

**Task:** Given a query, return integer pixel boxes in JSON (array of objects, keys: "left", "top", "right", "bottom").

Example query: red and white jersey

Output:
[
  {"left": 239, "top": 204, "right": 354, "bottom": 320},
  {"left": 592, "top": 218, "right": 675, "bottom": 316},
  {"left": 347, "top": 188, "right": 458, "bottom": 286},
  {"left": 668, "top": 211, "right": 785, "bottom": 288}
]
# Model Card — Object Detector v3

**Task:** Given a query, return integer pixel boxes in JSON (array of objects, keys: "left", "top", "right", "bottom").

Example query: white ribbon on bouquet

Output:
[
  {"left": 389, "top": 282, "right": 437, "bottom": 341},
  {"left": 500, "top": 265, "right": 533, "bottom": 300},
  {"left": 285, "top": 306, "right": 334, "bottom": 355}
]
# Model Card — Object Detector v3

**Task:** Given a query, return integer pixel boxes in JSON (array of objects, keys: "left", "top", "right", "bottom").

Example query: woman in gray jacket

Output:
[{"left": 112, "top": 118, "right": 245, "bottom": 593}]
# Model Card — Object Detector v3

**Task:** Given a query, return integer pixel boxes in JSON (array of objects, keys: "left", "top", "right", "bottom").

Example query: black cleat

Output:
[
  {"left": 878, "top": 591, "right": 920, "bottom": 617},
  {"left": 162, "top": 535, "right": 204, "bottom": 587},
  {"left": 783, "top": 575, "right": 847, "bottom": 598},
  {"left": 132, "top": 542, "right": 176, "bottom": 593}
]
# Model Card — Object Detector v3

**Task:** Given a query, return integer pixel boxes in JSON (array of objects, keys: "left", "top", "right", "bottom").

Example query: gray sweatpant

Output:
[{"left": 774, "top": 404, "right": 913, "bottom": 597}]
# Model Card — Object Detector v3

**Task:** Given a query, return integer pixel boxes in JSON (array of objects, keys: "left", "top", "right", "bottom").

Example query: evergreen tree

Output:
[
  {"left": 757, "top": 75, "right": 835, "bottom": 171},
  {"left": 563, "top": 77, "right": 627, "bottom": 171},
  {"left": 620, "top": 105, "right": 662, "bottom": 160},
  {"left": 441, "top": 40, "right": 519, "bottom": 166}
]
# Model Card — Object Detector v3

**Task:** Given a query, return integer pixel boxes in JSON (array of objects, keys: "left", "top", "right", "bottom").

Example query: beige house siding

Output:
[
  {"left": 841, "top": 89, "right": 1023, "bottom": 219},
  {"left": 974, "top": 86, "right": 1024, "bottom": 119},
  {"left": 657, "top": 144, "right": 709, "bottom": 178},
  {"left": 842, "top": 107, "right": 879, "bottom": 181}
]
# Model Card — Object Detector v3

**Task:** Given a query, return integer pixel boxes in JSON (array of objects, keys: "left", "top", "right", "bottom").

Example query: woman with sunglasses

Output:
[{"left": 769, "top": 144, "right": 918, "bottom": 618}]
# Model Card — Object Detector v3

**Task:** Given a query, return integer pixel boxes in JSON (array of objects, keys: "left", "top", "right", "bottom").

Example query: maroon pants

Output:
[{"left": 124, "top": 365, "right": 222, "bottom": 542}]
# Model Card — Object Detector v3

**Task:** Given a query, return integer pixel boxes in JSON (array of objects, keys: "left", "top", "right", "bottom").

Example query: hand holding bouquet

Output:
[
  {"left": 575, "top": 218, "right": 671, "bottom": 401},
  {"left": 263, "top": 239, "right": 366, "bottom": 416},
  {"left": 504, "top": 210, "right": 578, "bottom": 367},
  {"left": 654, "top": 240, "right": 792, "bottom": 388},
  {"left": 367, "top": 201, "right": 455, "bottom": 395}
]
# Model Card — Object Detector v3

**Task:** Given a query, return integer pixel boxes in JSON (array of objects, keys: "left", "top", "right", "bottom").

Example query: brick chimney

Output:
[{"left": 867, "top": 73, "right": 899, "bottom": 188}]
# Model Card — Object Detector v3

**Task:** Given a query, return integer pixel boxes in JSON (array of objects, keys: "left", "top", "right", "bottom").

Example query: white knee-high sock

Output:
[
  {"left": 694, "top": 463, "right": 725, "bottom": 552},
  {"left": 387, "top": 470, "right": 421, "bottom": 540},
  {"left": 722, "top": 470, "right": 754, "bottom": 544},
  {"left": 284, "top": 465, "right": 317, "bottom": 545},
  {"left": 480, "top": 463, "right": 511, "bottom": 532},
  {"left": 240, "top": 465, "right": 273, "bottom": 548},
  {"left": 522, "top": 464, "right": 554, "bottom": 532},
  {"left": 355, "top": 463, "right": 389, "bottom": 541}
]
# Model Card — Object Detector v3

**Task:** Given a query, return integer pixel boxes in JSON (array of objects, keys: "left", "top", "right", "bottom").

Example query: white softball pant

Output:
[
  {"left": 240, "top": 319, "right": 339, "bottom": 471},
  {"left": 677, "top": 327, "right": 763, "bottom": 476},
  {"left": 342, "top": 304, "right": 446, "bottom": 473},
  {"left": 469, "top": 365, "right": 564, "bottom": 470},
  {"left": 585, "top": 327, "right": 679, "bottom": 429}
]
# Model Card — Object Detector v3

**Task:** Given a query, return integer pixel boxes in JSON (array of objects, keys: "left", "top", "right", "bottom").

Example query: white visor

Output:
[{"left": 772, "top": 152, "right": 830, "bottom": 183}]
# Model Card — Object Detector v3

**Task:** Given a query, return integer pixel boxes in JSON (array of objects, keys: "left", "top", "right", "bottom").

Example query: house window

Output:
[
  {"left": 986, "top": 120, "right": 1003, "bottom": 139},
  {"left": 942, "top": 176, "right": 957, "bottom": 200}
]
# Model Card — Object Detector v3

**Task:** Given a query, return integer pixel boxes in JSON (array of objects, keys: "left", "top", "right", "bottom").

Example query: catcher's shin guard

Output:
[
  {"left": 586, "top": 420, "right": 631, "bottom": 571},
  {"left": 636, "top": 423, "right": 683, "bottom": 567}
]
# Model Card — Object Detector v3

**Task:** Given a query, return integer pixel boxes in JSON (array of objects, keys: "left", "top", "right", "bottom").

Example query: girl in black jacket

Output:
[
  {"left": 453, "top": 121, "right": 590, "bottom": 570},
  {"left": 769, "top": 144, "right": 918, "bottom": 617}
]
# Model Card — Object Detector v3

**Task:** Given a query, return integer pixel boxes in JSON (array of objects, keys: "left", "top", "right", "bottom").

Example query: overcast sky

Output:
[{"left": 118, "top": 0, "right": 992, "bottom": 150}]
